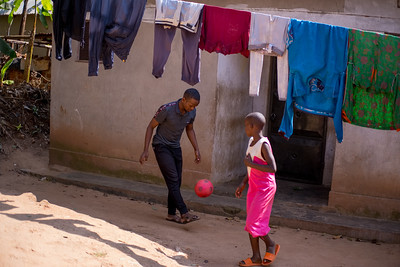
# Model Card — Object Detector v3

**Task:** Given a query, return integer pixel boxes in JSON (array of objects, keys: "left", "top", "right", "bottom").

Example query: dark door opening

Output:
[{"left": 267, "top": 58, "right": 327, "bottom": 185}]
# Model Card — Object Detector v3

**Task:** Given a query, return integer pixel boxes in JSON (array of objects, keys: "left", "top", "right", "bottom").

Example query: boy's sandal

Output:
[
  {"left": 262, "top": 244, "right": 280, "bottom": 266},
  {"left": 165, "top": 214, "right": 183, "bottom": 224},
  {"left": 239, "top": 258, "right": 262, "bottom": 266},
  {"left": 181, "top": 213, "right": 200, "bottom": 224}
]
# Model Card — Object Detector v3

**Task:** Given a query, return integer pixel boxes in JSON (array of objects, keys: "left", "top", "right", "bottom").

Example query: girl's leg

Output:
[
  {"left": 260, "top": 234, "right": 276, "bottom": 254},
  {"left": 248, "top": 233, "right": 262, "bottom": 263},
  {"left": 239, "top": 234, "right": 263, "bottom": 265}
]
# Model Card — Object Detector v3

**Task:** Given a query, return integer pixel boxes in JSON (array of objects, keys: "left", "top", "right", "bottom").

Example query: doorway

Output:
[{"left": 267, "top": 58, "right": 327, "bottom": 185}]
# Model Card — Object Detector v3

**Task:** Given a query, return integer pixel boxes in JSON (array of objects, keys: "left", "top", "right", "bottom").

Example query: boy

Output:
[{"left": 139, "top": 88, "right": 201, "bottom": 224}]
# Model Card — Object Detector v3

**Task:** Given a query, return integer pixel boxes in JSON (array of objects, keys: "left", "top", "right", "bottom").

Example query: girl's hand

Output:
[
  {"left": 243, "top": 154, "right": 252, "bottom": 167},
  {"left": 235, "top": 183, "right": 246, "bottom": 198}
]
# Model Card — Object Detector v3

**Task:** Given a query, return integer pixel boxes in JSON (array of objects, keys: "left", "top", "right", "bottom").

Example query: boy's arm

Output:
[
  {"left": 244, "top": 142, "right": 277, "bottom": 173},
  {"left": 185, "top": 123, "right": 201, "bottom": 163},
  {"left": 139, "top": 118, "right": 159, "bottom": 164}
]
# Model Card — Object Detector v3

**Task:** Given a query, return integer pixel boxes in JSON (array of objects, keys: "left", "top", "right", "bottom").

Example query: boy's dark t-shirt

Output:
[{"left": 152, "top": 99, "right": 196, "bottom": 148}]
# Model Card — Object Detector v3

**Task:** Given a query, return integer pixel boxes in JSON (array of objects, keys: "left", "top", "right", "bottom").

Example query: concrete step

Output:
[{"left": 21, "top": 168, "right": 400, "bottom": 243}]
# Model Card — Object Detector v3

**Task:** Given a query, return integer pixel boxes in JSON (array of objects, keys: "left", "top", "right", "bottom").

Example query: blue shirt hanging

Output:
[{"left": 278, "top": 19, "right": 348, "bottom": 143}]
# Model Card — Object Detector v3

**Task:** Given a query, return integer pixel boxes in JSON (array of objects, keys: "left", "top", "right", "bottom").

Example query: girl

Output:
[{"left": 236, "top": 112, "right": 280, "bottom": 266}]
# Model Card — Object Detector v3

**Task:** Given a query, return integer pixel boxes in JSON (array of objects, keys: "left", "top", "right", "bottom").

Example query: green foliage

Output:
[
  {"left": 0, "top": 37, "right": 17, "bottom": 58},
  {"left": 2, "top": 80, "right": 14, "bottom": 85},
  {"left": 0, "top": 37, "right": 17, "bottom": 87},
  {"left": 7, "top": 0, "right": 23, "bottom": 24},
  {"left": 37, "top": 0, "right": 53, "bottom": 28},
  {"left": 0, "top": 0, "right": 53, "bottom": 28}
]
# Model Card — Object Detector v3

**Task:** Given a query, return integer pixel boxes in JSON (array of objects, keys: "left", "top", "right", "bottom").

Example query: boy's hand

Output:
[
  {"left": 194, "top": 150, "right": 201, "bottom": 164},
  {"left": 139, "top": 151, "right": 149, "bottom": 164}
]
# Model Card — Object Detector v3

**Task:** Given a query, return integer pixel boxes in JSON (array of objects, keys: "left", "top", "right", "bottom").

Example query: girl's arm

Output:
[
  {"left": 235, "top": 175, "right": 248, "bottom": 198},
  {"left": 244, "top": 142, "right": 277, "bottom": 173}
]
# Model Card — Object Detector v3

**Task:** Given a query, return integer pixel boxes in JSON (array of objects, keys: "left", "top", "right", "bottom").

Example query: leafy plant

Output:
[
  {"left": 2, "top": 0, "right": 53, "bottom": 29},
  {"left": 0, "top": 37, "right": 17, "bottom": 87}
]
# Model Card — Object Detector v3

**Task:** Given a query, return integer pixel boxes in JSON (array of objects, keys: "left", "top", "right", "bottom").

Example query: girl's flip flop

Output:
[{"left": 262, "top": 244, "right": 280, "bottom": 266}]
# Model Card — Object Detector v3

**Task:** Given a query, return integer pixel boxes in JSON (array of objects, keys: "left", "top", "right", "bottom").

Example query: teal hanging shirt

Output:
[{"left": 278, "top": 19, "right": 348, "bottom": 142}]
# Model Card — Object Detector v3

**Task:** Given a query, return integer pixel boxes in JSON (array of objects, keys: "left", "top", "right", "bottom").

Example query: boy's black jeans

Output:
[{"left": 153, "top": 144, "right": 188, "bottom": 216}]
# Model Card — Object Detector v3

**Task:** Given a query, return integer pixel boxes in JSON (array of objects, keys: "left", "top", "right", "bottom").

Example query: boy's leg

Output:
[{"left": 153, "top": 144, "right": 188, "bottom": 216}]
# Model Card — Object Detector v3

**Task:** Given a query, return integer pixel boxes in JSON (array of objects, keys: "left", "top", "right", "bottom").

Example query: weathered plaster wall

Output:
[
  {"left": 210, "top": 54, "right": 253, "bottom": 183},
  {"left": 329, "top": 125, "right": 400, "bottom": 220},
  {"left": 50, "top": 0, "right": 400, "bottom": 219},
  {"left": 50, "top": 21, "right": 218, "bottom": 187}
]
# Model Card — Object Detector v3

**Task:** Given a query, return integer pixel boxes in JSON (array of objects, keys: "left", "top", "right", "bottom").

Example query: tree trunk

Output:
[
  {"left": 23, "top": 0, "right": 37, "bottom": 83},
  {"left": 19, "top": 0, "right": 29, "bottom": 35}
]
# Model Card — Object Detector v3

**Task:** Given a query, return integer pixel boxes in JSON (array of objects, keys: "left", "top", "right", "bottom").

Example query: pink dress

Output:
[{"left": 245, "top": 136, "right": 276, "bottom": 237}]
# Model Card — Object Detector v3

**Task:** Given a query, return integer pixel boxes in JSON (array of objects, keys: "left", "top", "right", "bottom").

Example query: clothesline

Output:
[{"left": 52, "top": 0, "right": 400, "bottom": 140}]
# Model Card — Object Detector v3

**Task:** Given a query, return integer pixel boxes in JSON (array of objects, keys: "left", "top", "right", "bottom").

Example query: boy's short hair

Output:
[
  {"left": 184, "top": 88, "right": 200, "bottom": 101},
  {"left": 245, "top": 112, "right": 266, "bottom": 129}
]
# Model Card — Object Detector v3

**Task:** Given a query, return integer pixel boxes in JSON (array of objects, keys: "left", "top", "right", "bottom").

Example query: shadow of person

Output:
[{"left": 1, "top": 212, "right": 165, "bottom": 266}]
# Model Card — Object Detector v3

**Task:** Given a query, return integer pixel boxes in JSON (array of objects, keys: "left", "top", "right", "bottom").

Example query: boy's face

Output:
[
  {"left": 182, "top": 97, "right": 199, "bottom": 112},
  {"left": 244, "top": 119, "right": 253, "bottom": 137}
]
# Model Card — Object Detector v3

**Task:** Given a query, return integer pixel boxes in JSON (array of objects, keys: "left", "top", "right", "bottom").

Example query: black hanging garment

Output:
[
  {"left": 88, "top": 0, "right": 147, "bottom": 76},
  {"left": 53, "top": 0, "right": 90, "bottom": 61}
]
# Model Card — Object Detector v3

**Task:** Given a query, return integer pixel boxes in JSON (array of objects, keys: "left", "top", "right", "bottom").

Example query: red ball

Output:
[{"left": 195, "top": 179, "right": 214, "bottom": 198}]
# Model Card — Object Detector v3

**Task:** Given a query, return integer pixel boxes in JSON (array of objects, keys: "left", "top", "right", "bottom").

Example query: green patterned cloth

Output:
[{"left": 342, "top": 29, "right": 400, "bottom": 130}]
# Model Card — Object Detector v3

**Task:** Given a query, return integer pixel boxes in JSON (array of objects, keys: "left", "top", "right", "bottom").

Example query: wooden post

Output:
[
  {"left": 23, "top": 0, "right": 37, "bottom": 83},
  {"left": 19, "top": 0, "right": 29, "bottom": 35}
]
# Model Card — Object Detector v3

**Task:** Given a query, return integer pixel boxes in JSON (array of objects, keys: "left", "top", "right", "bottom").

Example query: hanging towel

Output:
[
  {"left": 278, "top": 19, "right": 348, "bottom": 143},
  {"left": 248, "top": 13, "right": 289, "bottom": 97},
  {"left": 342, "top": 29, "right": 400, "bottom": 130},
  {"left": 199, "top": 5, "right": 251, "bottom": 57},
  {"left": 89, "top": 0, "right": 147, "bottom": 76},
  {"left": 152, "top": 2, "right": 203, "bottom": 85}
]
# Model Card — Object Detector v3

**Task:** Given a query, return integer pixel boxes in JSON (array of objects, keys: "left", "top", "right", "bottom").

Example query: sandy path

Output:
[{"left": 0, "top": 147, "right": 399, "bottom": 266}]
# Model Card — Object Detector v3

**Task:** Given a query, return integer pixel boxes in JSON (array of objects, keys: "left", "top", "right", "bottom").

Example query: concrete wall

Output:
[
  {"left": 211, "top": 54, "right": 252, "bottom": 183},
  {"left": 50, "top": 0, "right": 400, "bottom": 219},
  {"left": 50, "top": 21, "right": 218, "bottom": 187},
  {"left": 329, "top": 125, "right": 400, "bottom": 220}
]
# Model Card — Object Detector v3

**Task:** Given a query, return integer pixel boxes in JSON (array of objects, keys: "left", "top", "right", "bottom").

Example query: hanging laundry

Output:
[
  {"left": 152, "top": 0, "right": 204, "bottom": 86},
  {"left": 278, "top": 19, "right": 348, "bottom": 143},
  {"left": 53, "top": 0, "right": 90, "bottom": 61},
  {"left": 199, "top": 5, "right": 251, "bottom": 57},
  {"left": 89, "top": 0, "right": 147, "bottom": 76},
  {"left": 342, "top": 29, "right": 400, "bottom": 130},
  {"left": 248, "top": 13, "right": 289, "bottom": 98},
  {"left": 154, "top": 0, "right": 182, "bottom": 26}
]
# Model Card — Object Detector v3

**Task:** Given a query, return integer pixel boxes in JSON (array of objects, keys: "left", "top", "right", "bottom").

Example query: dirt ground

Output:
[{"left": 0, "top": 144, "right": 399, "bottom": 267}]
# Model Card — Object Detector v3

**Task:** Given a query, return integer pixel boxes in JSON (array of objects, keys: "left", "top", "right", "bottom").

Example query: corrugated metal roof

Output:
[{"left": 0, "top": 0, "right": 44, "bottom": 16}]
